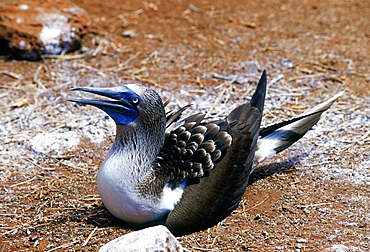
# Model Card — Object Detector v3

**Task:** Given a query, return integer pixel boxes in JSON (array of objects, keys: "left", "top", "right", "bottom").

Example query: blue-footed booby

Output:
[{"left": 70, "top": 71, "right": 342, "bottom": 236}]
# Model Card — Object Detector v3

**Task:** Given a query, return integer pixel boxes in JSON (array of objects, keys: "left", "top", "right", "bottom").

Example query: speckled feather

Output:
[{"left": 157, "top": 114, "right": 232, "bottom": 181}]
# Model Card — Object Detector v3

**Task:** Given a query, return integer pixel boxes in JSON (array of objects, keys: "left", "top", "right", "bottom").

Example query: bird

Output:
[{"left": 70, "top": 71, "right": 342, "bottom": 236}]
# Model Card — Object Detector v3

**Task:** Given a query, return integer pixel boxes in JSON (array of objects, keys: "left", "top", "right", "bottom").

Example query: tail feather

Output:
[
  {"left": 251, "top": 70, "right": 267, "bottom": 112},
  {"left": 254, "top": 91, "right": 344, "bottom": 163},
  {"left": 227, "top": 70, "right": 267, "bottom": 124}
]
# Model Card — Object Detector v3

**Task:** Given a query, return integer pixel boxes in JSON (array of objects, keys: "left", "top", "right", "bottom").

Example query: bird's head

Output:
[{"left": 70, "top": 84, "right": 165, "bottom": 126}]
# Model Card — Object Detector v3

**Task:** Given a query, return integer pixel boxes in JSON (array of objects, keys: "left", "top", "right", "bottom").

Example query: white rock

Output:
[{"left": 99, "top": 225, "right": 190, "bottom": 252}]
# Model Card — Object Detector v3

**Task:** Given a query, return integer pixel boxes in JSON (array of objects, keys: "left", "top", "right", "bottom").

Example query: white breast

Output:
[{"left": 97, "top": 154, "right": 186, "bottom": 224}]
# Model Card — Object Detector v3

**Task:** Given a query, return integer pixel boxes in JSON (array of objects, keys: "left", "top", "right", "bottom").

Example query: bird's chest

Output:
[{"left": 96, "top": 156, "right": 186, "bottom": 224}]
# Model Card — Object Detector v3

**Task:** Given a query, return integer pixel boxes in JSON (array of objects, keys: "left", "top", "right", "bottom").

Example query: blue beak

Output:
[{"left": 70, "top": 86, "right": 140, "bottom": 125}]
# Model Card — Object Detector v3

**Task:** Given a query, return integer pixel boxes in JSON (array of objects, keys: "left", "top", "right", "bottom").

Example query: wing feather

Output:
[{"left": 157, "top": 112, "right": 232, "bottom": 181}]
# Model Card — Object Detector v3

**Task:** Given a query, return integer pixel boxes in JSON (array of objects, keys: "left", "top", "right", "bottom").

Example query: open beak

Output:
[{"left": 70, "top": 86, "right": 140, "bottom": 125}]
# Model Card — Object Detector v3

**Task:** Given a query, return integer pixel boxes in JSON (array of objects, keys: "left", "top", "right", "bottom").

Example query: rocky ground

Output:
[{"left": 0, "top": 0, "right": 369, "bottom": 251}]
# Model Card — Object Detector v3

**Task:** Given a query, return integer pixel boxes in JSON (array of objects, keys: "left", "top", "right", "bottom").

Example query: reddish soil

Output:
[{"left": 0, "top": 0, "right": 369, "bottom": 251}]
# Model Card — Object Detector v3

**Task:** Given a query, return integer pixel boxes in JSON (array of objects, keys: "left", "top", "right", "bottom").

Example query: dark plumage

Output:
[{"left": 70, "top": 71, "right": 342, "bottom": 236}]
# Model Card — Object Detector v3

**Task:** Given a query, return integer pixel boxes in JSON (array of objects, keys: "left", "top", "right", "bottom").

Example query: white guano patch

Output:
[
  {"left": 29, "top": 131, "right": 80, "bottom": 155},
  {"left": 38, "top": 13, "right": 71, "bottom": 54}
]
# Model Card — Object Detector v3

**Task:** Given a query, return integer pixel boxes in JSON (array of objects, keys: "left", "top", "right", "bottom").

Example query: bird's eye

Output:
[{"left": 132, "top": 97, "right": 139, "bottom": 104}]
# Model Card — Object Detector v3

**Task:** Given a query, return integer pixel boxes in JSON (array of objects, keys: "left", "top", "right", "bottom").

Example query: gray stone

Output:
[{"left": 99, "top": 225, "right": 190, "bottom": 252}]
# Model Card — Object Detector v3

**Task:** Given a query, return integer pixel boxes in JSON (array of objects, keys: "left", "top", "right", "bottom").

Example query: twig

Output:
[
  {"left": 189, "top": 3, "right": 203, "bottom": 13},
  {"left": 1, "top": 228, "right": 18, "bottom": 237},
  {"left": 212, "top": 73, "right": 241, "bottom": 84},
  {"left": 299, "top": 203, "right": 332, "bottom": 209},
  {"left": 206, "top": 75, "right": 237, "bottom": 117},
  {"left": 33, "top": 65, "right": 46, "bottom": 89},
  {"left": 180, "top": 242, "right": 218, "bottom": 252},
  {"left": 287, "top": 73, "right": 326, "bottom": 82},
  {"left": 268, "top": 74, "right": 284, "bottom": 87},
  {"left": 134, "top": 76, "right": 168, "bottom": 89},
  {"left": 337, "top": 129, "right": 370, "bottom": 155},
  {"left": 123, "top": 52, "right": 141, "bottom": 66},
  {"left": 42, "top": 52, "right": 91, "bottom": 60},
  {"left": 306, "top": 161, "right": 331, "bottom": 167},
  {"left": 1, "top": 71, "right": 22, "bottom": 79},
  {"left": 78, "top": 195, "right": 101, "bottom": 201},
  {"left": 82, "top": 227, "right": 98, "bottom": 247},
  {"left": 10, "top": 177, "right": 37, "bottom": 187},
  {"left": 240, "top": 196, "right": 270, "bottom": 213},
  {"left": 46, "top": 241, "right": 79, "bottom": 252},
  {"left": 26, "top": 155, "right": 49, "bottom": 170}
]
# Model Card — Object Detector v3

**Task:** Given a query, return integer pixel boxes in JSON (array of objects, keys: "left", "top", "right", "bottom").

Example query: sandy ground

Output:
[{"left": 0, "top": 0, "right": 369, "bottom": 251}]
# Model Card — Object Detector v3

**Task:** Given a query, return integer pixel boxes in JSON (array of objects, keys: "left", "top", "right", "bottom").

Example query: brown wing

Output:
[
  {"left": 157, "top": 113, "right": 232, "bottom": 181},
  {"left": 166, "top": 70, "right": 267, "bottom": 236}
]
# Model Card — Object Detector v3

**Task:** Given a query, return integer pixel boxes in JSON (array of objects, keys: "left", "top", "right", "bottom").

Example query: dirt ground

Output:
[{"left": 0, "top": 0, "right": 369, "bottom": 251}]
